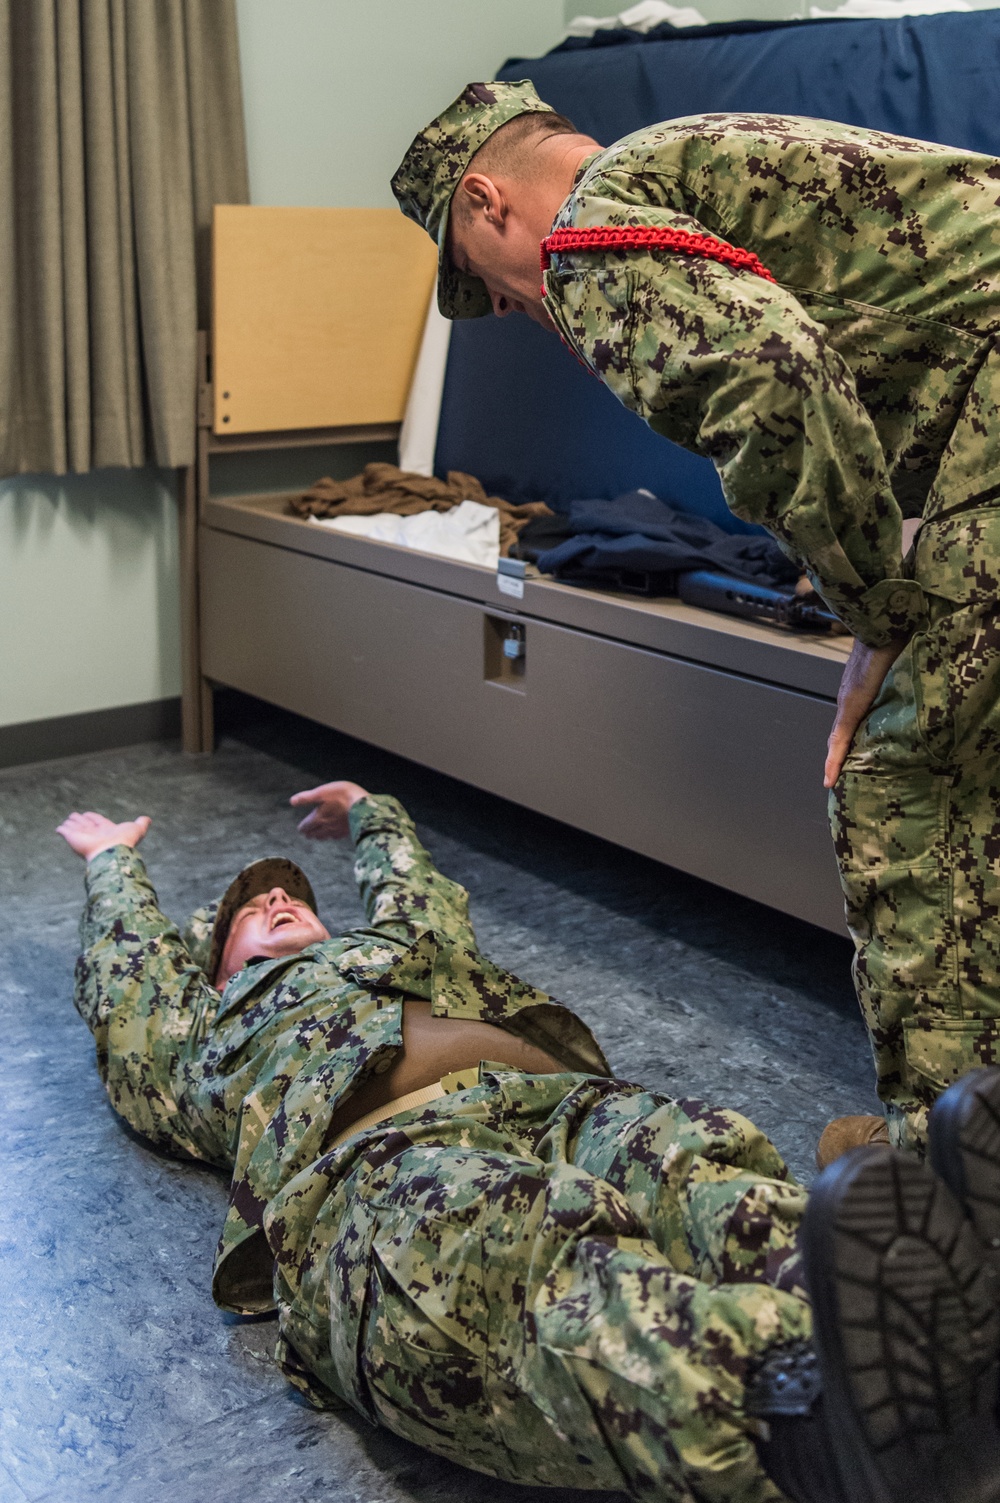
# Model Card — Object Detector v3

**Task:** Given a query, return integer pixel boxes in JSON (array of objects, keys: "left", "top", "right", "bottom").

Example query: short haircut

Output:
[{"left": 451, "top": 110, "right": 581, "bottom": 223}]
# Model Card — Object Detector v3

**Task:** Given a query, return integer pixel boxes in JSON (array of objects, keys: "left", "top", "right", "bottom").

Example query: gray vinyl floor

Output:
[{"left": 0, "top": 695, "right": 876, "bottom": 1503}]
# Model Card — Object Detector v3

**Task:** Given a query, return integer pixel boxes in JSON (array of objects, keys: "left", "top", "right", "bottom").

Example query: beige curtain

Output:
[{"left": 0, "top": 0, "right": 248, "bottom": 474}]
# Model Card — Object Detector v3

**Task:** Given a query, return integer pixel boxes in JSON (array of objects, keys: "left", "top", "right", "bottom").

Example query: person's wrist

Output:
[
  {"left": 86, "top": 839, "right": 133, "bottom": 864},
  {"left": 347, "top": 790, "right": 383, "bottom": 835}
]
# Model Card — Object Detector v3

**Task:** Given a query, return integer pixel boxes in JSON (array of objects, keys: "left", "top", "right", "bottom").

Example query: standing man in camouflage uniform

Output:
[
  {"left": 58, "top": 780, "right": 1000, "bottom": 1503},
  {"left": 391, "top": 82, "right": 1000, "bottom": 1160}
]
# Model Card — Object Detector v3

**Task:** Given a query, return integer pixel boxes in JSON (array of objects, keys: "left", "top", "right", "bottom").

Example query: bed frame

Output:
[{"left": 182, "top": 204, "right": 847, "bottom": 934}]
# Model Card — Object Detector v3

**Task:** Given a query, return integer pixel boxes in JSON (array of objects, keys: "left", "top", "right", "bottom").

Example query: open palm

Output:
[{"left": 56, "top": 811, "right": 152, "bottom": 861}]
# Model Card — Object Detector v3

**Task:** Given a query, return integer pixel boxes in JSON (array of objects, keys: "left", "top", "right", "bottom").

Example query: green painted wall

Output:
[
  {"left": 237, "top": 0, "right": 568, "bottom": 208},
  {"left": 0, "top": 471, "right": 180, "bottom": 727}
]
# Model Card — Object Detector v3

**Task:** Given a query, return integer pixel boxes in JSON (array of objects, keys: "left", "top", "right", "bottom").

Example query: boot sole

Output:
[
  {"left": 929, "top": 1066, "right": 1000, "bottom": 1278},
  {"left": 802, "top": 1146, "right": 1000, "bottom": 1503}
]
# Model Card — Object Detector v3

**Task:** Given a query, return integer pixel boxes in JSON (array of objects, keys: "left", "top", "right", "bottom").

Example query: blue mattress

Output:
[{"left": 433, "top": 11, "right": 1000, "bottom": 531}]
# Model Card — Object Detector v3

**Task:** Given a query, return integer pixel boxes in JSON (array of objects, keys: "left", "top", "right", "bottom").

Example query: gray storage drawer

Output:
[{"left": 201, "top": 527, "right": 844, "bottom": 932}]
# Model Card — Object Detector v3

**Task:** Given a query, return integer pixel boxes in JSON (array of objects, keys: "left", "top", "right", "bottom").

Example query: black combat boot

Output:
[
  {"left": 746, "top": 1342, "right": 844, "bottom": 1503},
  {"left": 746, "top": 1146, "right": 1000, "bottom": 1503},
  {"left": 929, "top": 1066, "right": 1000, "bottom": 1278}
]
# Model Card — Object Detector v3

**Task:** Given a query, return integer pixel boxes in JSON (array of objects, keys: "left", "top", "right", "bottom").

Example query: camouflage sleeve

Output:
[
  {"left": 547, "top": 207, "right": 927, "bottom": 647},
  {"left": 75, "top": 846, "right": 226, "bottom": 1164},
  {"left": 347, "top": 795, "right": 477, "bottom": 947}
]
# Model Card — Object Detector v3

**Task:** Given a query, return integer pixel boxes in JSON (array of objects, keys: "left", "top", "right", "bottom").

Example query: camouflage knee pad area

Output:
[
  {"left": 832, "top": 506, "right": 1000, "bottom": 1153},
  {"left": 269, "top": 1070, "right": 809, "bottom": 1502}
]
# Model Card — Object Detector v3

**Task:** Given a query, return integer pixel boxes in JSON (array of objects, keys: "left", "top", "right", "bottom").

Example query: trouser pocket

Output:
[{"left": 903, "top": 1015, "right": 1000, "bottom": 1103}]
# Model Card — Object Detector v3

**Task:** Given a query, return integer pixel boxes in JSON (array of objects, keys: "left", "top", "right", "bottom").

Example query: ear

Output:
[{"left": 456, "top": 172, "right": 508, "bottom": 227}]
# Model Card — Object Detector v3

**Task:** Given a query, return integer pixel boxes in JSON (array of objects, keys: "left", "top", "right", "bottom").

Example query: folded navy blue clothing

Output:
[{"left": 522, "top": 489, "right": 799, "bottom": 590}]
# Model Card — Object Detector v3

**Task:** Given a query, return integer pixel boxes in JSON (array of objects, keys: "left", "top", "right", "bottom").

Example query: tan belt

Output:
[{"left": 330, "top": 1067, "right": 481, "bottom": 1151}]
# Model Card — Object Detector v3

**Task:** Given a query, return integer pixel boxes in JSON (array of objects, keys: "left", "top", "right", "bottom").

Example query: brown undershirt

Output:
[{"left": 326, "top": 1000, "right": 564, "bottom": 1142}]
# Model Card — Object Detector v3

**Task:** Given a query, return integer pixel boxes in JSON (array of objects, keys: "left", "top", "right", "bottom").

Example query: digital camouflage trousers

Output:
[
  {"left": 267, "top": 1066, "right": 811, "bottom": 1503},
  {"left": 832, "top": 505, "right": 1000, "bottom": 1153}
]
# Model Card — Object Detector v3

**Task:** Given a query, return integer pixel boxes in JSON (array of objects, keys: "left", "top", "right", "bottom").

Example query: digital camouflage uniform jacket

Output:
[
  {"left": 542, "top": 115, "right": 1000, "bottom": 647},
  {"left": 74, "top": 795, "right": 610, "bottom": 1315}
]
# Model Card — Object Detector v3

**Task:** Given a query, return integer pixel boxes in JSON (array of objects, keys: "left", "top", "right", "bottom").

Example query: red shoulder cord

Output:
[{"left": 539, "top": 226, "right": 775, "bottom": 297}]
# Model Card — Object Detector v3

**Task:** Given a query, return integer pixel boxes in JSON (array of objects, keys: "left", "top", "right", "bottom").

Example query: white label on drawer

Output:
[{"left": 497, "top": 573, "right": 524, "bottom": 599}]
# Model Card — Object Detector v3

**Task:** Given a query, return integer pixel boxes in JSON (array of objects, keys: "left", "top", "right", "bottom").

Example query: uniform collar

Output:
[{"left": 215, "top": 941, "right": 332, "bottom": 1016}]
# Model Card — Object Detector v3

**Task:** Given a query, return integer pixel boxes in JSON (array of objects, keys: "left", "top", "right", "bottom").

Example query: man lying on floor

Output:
[{"left": 57, "top": 782, "right": 1000, "bottom": 1503}]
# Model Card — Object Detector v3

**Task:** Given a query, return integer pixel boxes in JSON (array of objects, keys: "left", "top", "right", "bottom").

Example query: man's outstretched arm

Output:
[
  {"left": 290, "top": 781, "right": 477, "bottom": 948},
  {"left": 57, "top": 811, "right": 228, "bottom": 1165}
]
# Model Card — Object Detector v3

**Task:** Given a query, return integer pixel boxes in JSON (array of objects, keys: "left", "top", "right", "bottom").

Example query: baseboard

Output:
[{"left": 0, "top": 697, "right": 182, "bottom": 770}]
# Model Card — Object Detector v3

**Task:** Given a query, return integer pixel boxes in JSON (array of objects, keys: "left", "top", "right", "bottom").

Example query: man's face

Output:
[
  {"left": 448, "top": 194, "right": 555, "bottom": 329},
  {"left": 216, "top": 886, "right": 330, "bottom": 987}
]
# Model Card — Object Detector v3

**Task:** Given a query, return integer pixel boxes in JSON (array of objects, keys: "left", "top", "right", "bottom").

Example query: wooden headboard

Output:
[{"left": 211, "top": 205, "right": 436, "bottom": 435}]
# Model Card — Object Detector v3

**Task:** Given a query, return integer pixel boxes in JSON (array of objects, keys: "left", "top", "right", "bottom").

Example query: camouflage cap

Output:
[
  {"left": 391, "top": 80, "right": 555, "bottom": 319},
  {"left": 206, "top": 857, "right": 318, "bottom": 985}
]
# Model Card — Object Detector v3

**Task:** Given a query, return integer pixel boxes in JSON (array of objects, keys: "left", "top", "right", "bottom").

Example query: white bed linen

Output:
[
  {"left": 397, "top": 290, "right": 452, "bottom": 478},
  {"left": 309, "top": 498, "right": 500, "bottom": 569}
]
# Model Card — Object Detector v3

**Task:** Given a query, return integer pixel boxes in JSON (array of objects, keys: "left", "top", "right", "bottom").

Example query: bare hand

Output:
[
  {"left": 57, "top": 811, "right": 152, "bottom": 861},
  {"left": 824, "top": 637, "right": 908, "bottom": 788},
  {"left": 289, "top": 781, "right": 370, "bottom": 840}
]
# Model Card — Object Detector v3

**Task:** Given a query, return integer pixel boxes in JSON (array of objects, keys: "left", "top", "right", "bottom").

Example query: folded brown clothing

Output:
[{"left": 288, "top": 462, "right": 553, "bottom": 557}]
